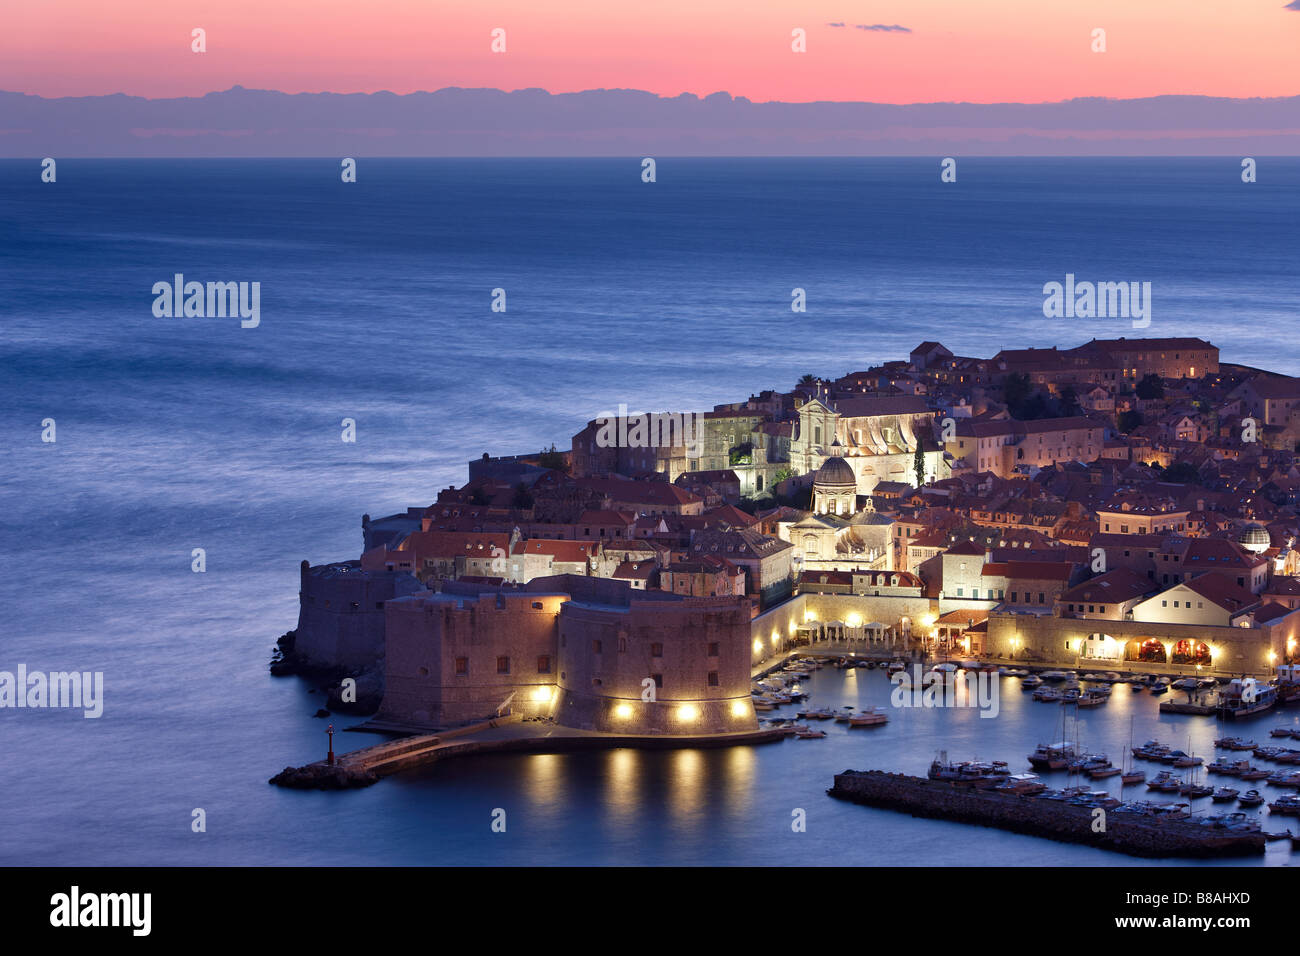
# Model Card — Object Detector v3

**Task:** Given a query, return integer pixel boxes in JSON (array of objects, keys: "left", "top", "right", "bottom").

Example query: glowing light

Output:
[
  {"left": 530, "top": 686, "right": 552, "bottom": 702},
  {"left": 1268, "top": 650, "right": 1279, "bottom": 664},
  {"left": 771, "top": 632, "right": 780, "bottom": 646},
  {"left": 804, "top": 611, "right": 818, "bottom": 623},
  {"left": 921, "top": 615, "right": 936, "bottom": 628},
  {"left": 752, "top": 639, "right": 763, "bottom": 653},
  {"left": 730, "top": 700, "right": 750, "bottom": 718},
  {"left": 614, "top": 704, "right": 633, "bottom": 719},
  {"left": 676, "top": 704, "right": 699, "bottom": 722}
]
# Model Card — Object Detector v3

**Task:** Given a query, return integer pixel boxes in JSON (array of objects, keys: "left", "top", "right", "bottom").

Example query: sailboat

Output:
[{"left": 1121, "top": 716, "right": 1146, "bottom": 785}]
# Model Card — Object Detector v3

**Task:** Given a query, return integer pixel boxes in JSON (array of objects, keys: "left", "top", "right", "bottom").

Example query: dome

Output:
[
  {"left": 814, "top": 456, "right": 857, "bottom": 488},
  {"left": 1238, "top": 523, "right": 1271, "bottom": 554}
]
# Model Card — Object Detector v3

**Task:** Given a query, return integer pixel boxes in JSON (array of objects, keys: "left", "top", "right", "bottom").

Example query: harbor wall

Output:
[{"left": 828, "top": 770, "right": 1265, "bottom": 858}]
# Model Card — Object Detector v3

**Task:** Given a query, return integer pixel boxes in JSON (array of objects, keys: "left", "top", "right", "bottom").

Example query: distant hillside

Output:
[{"left": 3, "top": 86, "right": 1299, "bottom": 156}]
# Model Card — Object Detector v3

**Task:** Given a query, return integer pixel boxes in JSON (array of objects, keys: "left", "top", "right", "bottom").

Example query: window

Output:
[
  {"left": 592, "top": 640, "right": 602, "bottom": 654},
  {"left": 618, "top": 637, "right": 627, "bottom": 653},
  {"left": 537, "top": 656, "right": 551, "bottom": 674},
  {"left": 497, "top": 657, "right": 510, "bottom": 674},
  {"left": 455, "top": 657, "right": 469, "bottom": 675},
  {"left": 708, "top": 671, "right": 719, "bottom": 687},
  {"left": 651, "top": 643, "right": 664, "bottom": 657},
  {"left": 707, "top": 642, "right": 719, "bottom": 657},
  {"left": 652, "top": 674, "right": 663, "bottom": 688}
]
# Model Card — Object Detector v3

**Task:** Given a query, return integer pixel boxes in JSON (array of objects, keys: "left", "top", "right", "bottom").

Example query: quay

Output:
[
  {"left": 827, "top": 769, "right": 1273, "bottom": 858},
  {"left": 271, "top": 715, "right": 786, "bottom": 790}
]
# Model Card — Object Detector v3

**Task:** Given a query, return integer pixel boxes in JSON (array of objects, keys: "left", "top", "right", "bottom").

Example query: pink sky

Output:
[{"left": 4, "top": 0, "right": 1299, "bottom": 103}]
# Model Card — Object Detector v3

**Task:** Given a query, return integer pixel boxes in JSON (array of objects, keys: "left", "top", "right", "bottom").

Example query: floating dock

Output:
[{"left": 827, "top": 769, "right": 1272, "bottom": 858}]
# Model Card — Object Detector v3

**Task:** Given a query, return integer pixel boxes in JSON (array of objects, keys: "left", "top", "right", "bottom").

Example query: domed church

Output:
[{"left": 777, "top": 446, "right": 894, "bottom": 573}]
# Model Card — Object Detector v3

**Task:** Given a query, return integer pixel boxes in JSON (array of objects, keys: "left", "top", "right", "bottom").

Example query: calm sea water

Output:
[{"left": 1, "top": 158, "right": 1298, "bottom": 866}]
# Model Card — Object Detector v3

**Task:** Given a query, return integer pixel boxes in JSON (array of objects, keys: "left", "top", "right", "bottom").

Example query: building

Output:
[
  {"left": 945, "top": 417, "right": 1105, "bottom": 478},
  {"left": 377, "top": 576, "right": 756, "bottom": 735}
]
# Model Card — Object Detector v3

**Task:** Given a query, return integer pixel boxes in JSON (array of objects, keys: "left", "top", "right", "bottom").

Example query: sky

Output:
[{"left": 3, "top": 0, "right": 1299, "bottom": 104}]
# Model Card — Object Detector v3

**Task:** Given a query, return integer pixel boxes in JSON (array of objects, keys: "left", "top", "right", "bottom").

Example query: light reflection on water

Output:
[{"left": 384, "top": 668, "right": 1297, "bottom": 866}]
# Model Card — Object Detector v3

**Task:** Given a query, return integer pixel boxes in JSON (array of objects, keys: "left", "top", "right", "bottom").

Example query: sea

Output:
[{"left": 1, "top": 157, "right": 1298, "bottom": 866}]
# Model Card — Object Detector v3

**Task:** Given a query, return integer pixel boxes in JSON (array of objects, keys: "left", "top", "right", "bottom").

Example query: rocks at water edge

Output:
[{"left": 269, "top": 764, "right": 378, "bottom": 790}]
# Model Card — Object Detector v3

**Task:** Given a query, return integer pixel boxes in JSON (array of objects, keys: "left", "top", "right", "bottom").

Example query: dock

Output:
[
  {"left": 271, "top": 715, "right": 787, "bottom": 789},
  {"left": 1158, "top": 699, "right": 1218, "bottom": 716},
  {"left": 828, "top": 769, "right": 1274, "bottom": 858}
]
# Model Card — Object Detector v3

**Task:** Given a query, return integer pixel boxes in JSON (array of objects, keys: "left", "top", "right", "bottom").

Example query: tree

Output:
[
  {"left": 1117, "top": 409, "right": 1143, "bottom": 433},
  {"left": 798, "top": 374, "right": 819, "bottom": 386},
  {"left": 512, "top": 482, "right": 534, "bottom": 509},
  {"left": 1002, "top": 372, "right": 1032, "bottom": 411},
  {"left": 537, "top": 444, "right": 568, "bottom": 473},
  {"left": 1160, "top": 461, "right": 1202, "bottom": 485},
  {"left": 1136, "top": 374, "right": 1164, "bottom": 400},
  {"left": 914, "top": 436, "right": 926, "bottom": 488}
]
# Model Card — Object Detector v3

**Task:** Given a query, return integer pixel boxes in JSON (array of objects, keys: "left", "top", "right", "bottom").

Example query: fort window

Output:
[
  {"left": 497, "top": 657, "right": 511, "bottom": 674},
  {"left": 618, "top": 638, "right": 627, "bottom": 652},
  {"left": 531, "top": 601, "right": 543, "bottom": 609},
  {"left": 708, "top": 671, "right": 719, "bottom": 687},
  {"left": 592, "top": 640, "right": 602, "bottom": 654},
  {"left": 537, "top": 656, "right": 551, "bottom": 674},
  {"left": 652, "top": 674, "right": 663, "bottom": 688},
  {"left": 707, "top": 642, "right": 719, "bottom": 657},
  {"left": 651, "top": 643, "right": 663, "bottom": 657},
  {"left": 455, "top": 657, "right": 469, "bottom": 675}
]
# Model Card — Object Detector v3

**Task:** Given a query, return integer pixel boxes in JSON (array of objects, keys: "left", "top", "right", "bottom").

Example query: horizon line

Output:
[{"left": 7, "top": 85, "right": 1300, "bottom": 108}]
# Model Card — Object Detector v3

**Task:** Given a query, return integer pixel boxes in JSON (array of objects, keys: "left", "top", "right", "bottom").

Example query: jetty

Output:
[
  {"left": 271, "top": 715, "right": 786, "bottom": 789},
  {"left": 827, "top": 769, "right": 1273, "bottom": 858}
]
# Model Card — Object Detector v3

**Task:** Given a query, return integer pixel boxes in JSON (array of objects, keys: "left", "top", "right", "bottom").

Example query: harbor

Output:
[{"left": 259, "top": 645, "right": 1300, "bottom": 864}]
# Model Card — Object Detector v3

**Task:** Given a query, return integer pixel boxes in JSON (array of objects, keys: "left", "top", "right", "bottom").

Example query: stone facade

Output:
[
  {"left": 295, "top": 561, "right": 423, "bottom": 671},
  {"left": 376, "top": 576, "right": 757, "bottom": 735}
]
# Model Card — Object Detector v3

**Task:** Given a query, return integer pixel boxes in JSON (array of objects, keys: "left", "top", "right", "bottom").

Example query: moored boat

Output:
[
  {"left": 848, "top": 708, "right": 888, "bottom": 727},
  {"left": 1218, "top": 679, "right": 1278, "bottom": 720},
  {"left": 1028, "top": 741, "right": 1077, "bottom": 771},
  {"left": 1212, "top": 787, "right": 1240, "bottom": 802}
]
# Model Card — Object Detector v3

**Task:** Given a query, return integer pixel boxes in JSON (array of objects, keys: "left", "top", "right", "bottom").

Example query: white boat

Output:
[
  {"left": 1040, "top": 671, "right": 1072, "bottom": 682},
  {"left": 1021, "top": 675, "right": 1044, "bottom": 688},
  {"left": 848, "top": 708, "right": 888, "bottom": 727}
]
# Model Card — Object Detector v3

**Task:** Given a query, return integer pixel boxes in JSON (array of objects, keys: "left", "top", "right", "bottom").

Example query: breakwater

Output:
[
  {"left": 828, "top": 770, "right": 1268, "bottom": 858},
  {"left": 271, "top": 721, "right": 787, "bottom": 790}
]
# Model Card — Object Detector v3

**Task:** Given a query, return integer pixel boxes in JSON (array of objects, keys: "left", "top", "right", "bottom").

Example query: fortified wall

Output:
[
  {"left": 376, "top": 575, "right": 757, "bottom": 735},
  {"left": 295, "top": 561, "right": 423, "bottom": 671}
]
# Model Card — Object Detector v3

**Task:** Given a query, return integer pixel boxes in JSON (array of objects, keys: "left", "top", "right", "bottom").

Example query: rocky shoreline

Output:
[{"left": 269, "top": 630, "right": 384, "bottom": 716}]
